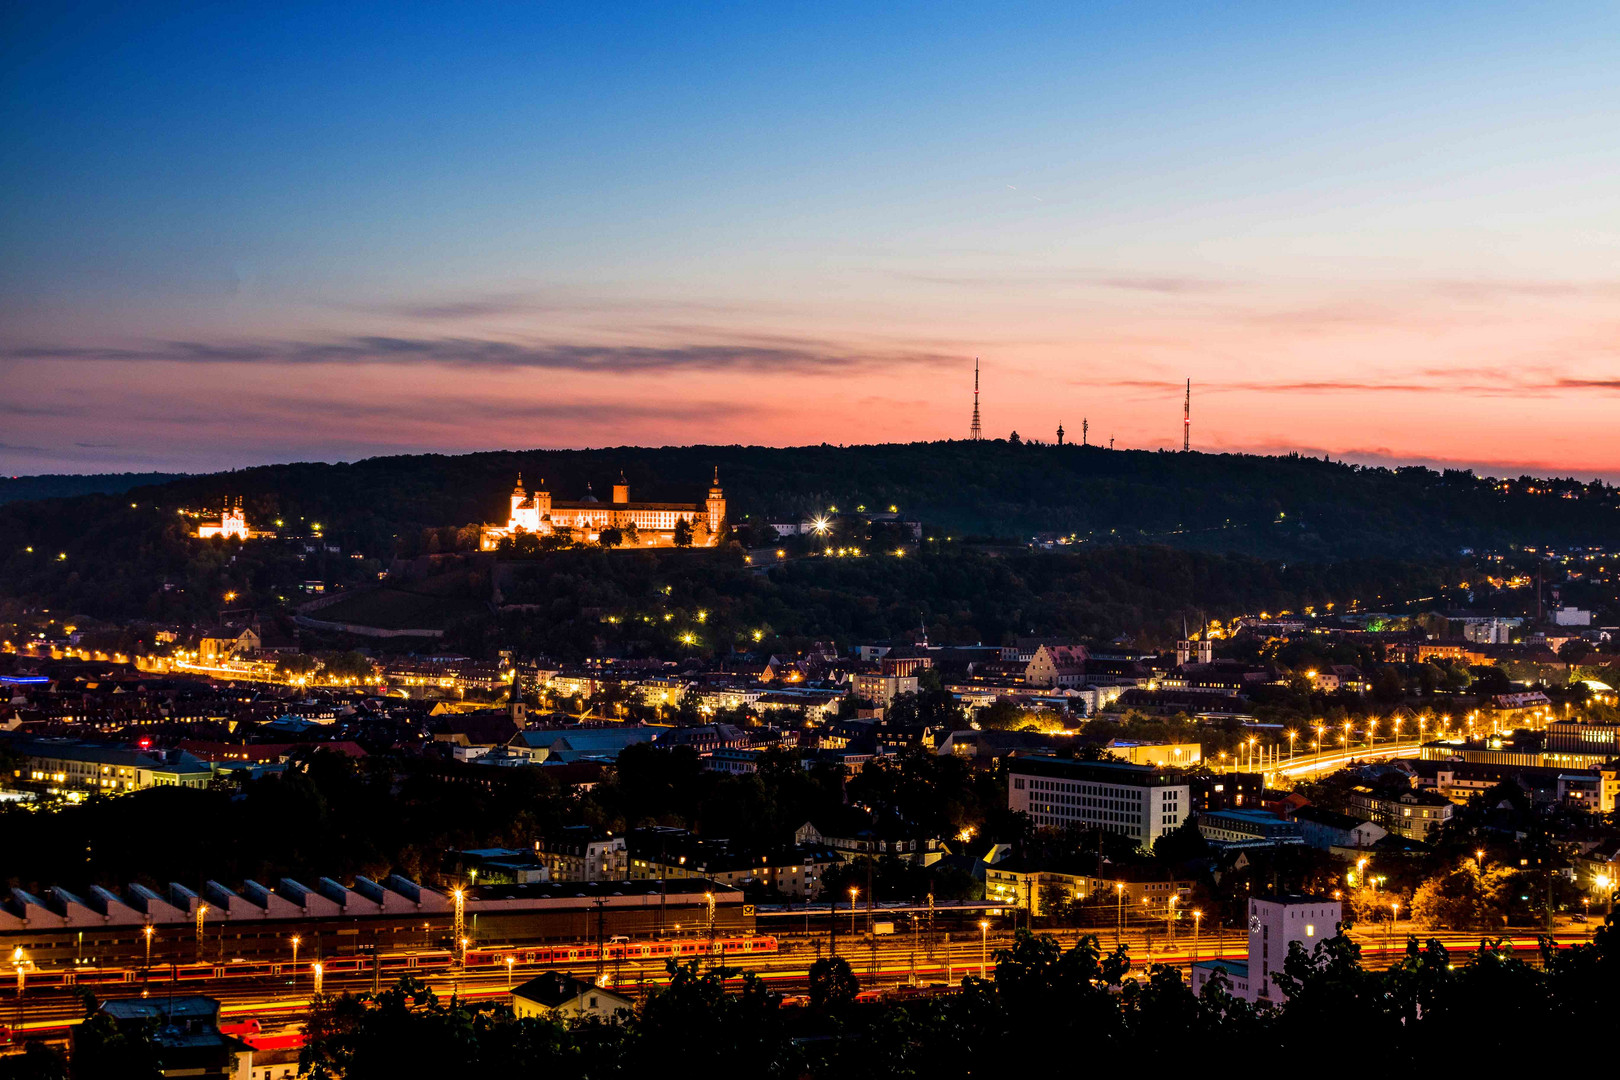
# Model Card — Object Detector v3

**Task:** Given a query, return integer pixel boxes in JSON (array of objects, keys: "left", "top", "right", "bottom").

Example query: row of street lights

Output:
[{"left": 1218, "top": 712, "right": 1480, "bottom": 776}]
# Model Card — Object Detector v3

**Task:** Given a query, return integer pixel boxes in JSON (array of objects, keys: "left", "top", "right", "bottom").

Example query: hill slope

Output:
[
  {"left": 0, "top": 442, "right": 1613, "bottom": 621},
  {"left": 0, "top": 472, "right": 185, "bottom": 506}
]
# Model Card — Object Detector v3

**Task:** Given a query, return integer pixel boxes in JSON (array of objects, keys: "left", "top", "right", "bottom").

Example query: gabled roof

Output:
[{"left": 512, "top": 971, "right": 633, "bottom": 1009}]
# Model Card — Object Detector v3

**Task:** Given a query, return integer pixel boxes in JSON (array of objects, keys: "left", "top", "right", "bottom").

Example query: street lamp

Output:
[
  {"left": 849, "top": 887, "right": 859, "bottom": 935},
  {"left": 1115, "top": 883, "right": 1125, "bottom": 947},
  {"left": 1192, "top": 910, "right": 1203, "bottom": 968},
  {"left": 1167, "top": 894, "right": 1178, "bottom": 944},
  {"left": 979, "top": 919, "right": 990, "bottom": 980},
  {"left": 290, "top": 935, "right": 300, "bottom": 990},
  {"left": 142, "top": 925, "right": 154, "bottom": 972},
  {"left": 506, "top": 954, "right": 515, "bottom": 988},
  {"left": 312, "top": 961, "right": 323, "bottom": 996}
]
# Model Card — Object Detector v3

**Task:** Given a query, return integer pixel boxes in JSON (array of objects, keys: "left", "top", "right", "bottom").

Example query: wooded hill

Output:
[{"left": 0, "top": 442, "right": 1612, "bottom": 624}]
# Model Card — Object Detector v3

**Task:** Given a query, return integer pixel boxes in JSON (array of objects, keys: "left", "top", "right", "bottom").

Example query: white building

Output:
[
  {"left": 1192, "top": 895, "right": 1342, "bottom": 1005},
  {"left": 1553, "top": 606, "right": 1594, "bottom": 627},
  {"left": 850, "top": 672, "right": 918, "bottom": 708},
  {"left": 1463, "top": 617, "right": 1520, "bottom": 644},
  {"left": 512, "top": 972, "right": 634, "bottom": 1021},
  {"left": 1006, "top": 757, "right": 1188, "bottom": 851}
]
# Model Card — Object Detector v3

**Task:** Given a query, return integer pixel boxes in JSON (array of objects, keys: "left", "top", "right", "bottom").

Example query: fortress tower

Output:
[{"left": 706, "top": 468, "right": 726, "bottom": 536}]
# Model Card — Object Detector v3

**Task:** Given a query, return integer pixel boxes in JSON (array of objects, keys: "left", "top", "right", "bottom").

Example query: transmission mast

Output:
[
  {"left": 969, "top": 358, "right": 982, "bottom": 440},
  {"left": 1183, "top": 379, "right": 1191, "bottom": 452}
]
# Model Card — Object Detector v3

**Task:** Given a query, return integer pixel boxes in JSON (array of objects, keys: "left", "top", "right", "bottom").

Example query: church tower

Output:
[
  {"left": 509, "top": 474, "right": 528, "bottom": 520},
  {"left": 705, "top": 467, "right": 726, "bottom": 538},
  {"left": 612, "top": 471, "right": 630, "bottom": 505}
]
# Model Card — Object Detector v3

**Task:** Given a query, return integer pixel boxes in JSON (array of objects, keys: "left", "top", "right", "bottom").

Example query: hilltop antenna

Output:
[
  {"left": 969, "top": 359, "right": 983, "bottom": 440},
  {"left": 1183, "top": 379, "right": 1191, "bottom": 452},
  {"left": 1082, "top": 418, "right": 1088, "bottom": 447},
  {"left": 1109, "top": 435, "right": 1114, "bottom": 450}
]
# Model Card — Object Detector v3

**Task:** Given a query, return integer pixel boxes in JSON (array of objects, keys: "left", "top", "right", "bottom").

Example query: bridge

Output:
[{"left": 1260, "top": 738, "right": 1426, "bottom": 784}]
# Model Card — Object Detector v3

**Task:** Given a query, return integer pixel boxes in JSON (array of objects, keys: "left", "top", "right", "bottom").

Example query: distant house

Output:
[
  {"left": 657, "top": 723, "right": 748, "bottom": 754},
  {"left": 511, "top": 972, "right": 634, "bottom": 1021},
  {"left": 196, "top": 626, "right": 260, "bottom": 664},
  {"left": 1002, "top": 638, "right": 1083, "bottom": 663},
  {"left": 1310, "top": 665, "right": 1369, "bottom": 694},
  {"left": 83, "top": 996, "right": 255, "bottom": 1078},
  {"left": 1197, "top": 808, "right": 1304, "bottom": 847},
  {"left": 1024, "top": 644, "right": 1088, "bottom": 688},
  {"left": 936, "top": 728, "right": 1074, "bottom": 769},
  {"left": 983, "top": 854, "right": 1191, "bottom": 915},
  {"left": 510, "top": 725, "right": 658, "bottom": 763},
  {"left": 795, "top": 818, "right": 942, "bottom": 865},
  {"left": 704, "top": 747, "right": 763, "bottom": 774},
  {"left": 1288, "top": 805, "right": 1386, "bottom": 852},
  {"left": 535, "top": 825, "right": 628, "bottom": 882},
  {"left": 1347, "top": 785, "right": 1454, "bottom": 843}
]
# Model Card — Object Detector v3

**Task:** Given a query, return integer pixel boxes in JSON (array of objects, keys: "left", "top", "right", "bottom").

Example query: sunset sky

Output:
[{"left": 4, "top": 2, "right": 1618, "bottom": 478}]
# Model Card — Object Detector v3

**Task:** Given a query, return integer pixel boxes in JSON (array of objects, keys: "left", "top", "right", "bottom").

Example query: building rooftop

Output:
[
  {"left": 469, "top": 878, "right": 742, "bottom": 903},
  {"left": 1006, "top": 755, "right": 1183, "bottom": 787},
  {"left": 513, "top": 971, "right": 633, "bottom": 1009}
]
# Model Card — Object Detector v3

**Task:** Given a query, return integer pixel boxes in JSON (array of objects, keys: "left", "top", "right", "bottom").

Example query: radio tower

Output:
[
  {"left": 1183, "top": 378, "right": 1191, "bottom": 452},
  {"left": 969, "top": 358, "right": 983, "bottom": 440},
  {"left": 1082, "top": 418, "right": 1088, "bottom": 446}
]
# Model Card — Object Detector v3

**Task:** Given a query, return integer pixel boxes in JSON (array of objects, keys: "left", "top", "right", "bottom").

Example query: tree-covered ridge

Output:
[
  {"left": 2, "top": 440, "right": 1608, "bottom": 625},
  {"left": 475, "top": 545, "right": 1459, "bottom": 659},
  {"left": 0, "top": 472, "right": 185, "bottom": 506}
]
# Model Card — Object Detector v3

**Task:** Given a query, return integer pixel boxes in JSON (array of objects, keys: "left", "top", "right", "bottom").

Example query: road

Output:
[{"left": 1264, "top": 738, "right": 1427, "bottom": 782}]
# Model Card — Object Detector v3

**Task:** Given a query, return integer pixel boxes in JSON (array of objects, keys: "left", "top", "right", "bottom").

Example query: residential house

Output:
[
  {"left": 1347, "top": 785, "right": 1454, "bottom": 843},
  {"left": 511, "top": 972, "right": 634, "bottom": 1021}
]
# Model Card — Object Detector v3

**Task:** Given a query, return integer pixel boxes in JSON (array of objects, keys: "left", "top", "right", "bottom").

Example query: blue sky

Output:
[{"left": 3, "top": 2, "right": 1618, "bottom": 475}]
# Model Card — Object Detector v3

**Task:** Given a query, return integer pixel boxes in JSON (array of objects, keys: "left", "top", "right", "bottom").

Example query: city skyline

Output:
[{"left": 4, "top": 2, "right": 1619, "bottom": 478}]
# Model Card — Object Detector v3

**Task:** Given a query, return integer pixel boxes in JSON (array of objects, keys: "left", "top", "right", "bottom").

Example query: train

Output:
[
  {"left": 465, "top": 934, "right": 779, "bottom": 968},
  {"left": 3, "top": 934, "right": 781, "bottom": 993}
]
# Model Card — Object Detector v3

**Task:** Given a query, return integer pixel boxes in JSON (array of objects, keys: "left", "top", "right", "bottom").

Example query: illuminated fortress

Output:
[{"left": 480, "top": 470, "right": 726, "bottom": 549}]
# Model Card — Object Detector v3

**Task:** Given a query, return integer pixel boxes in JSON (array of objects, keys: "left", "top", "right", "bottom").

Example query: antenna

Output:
[
  {"left": 1183, "top": 379, "right": 1191, "bottom": 452},
  {"left": 1082, "top": 418, "right": 1088, "bottom": 446},
  {"left": 969, "top": 359, "right": 982, "bottom": 441}
]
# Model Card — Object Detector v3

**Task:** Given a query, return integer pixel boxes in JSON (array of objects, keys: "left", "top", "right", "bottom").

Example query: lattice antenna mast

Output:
[
  {"left": 1082, "top": 418, "right": 1088, "bottom": 446},
  {"left": 969, "top": 358, "right": 983, "bottom": 440},
  {"left": 1183, "top": 379, "right": 1191, "bottom": 452}
]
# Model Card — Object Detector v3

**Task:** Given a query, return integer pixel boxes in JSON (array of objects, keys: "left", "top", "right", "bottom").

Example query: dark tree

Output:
[{"left": 808, "top": 956, "right": 859, "bottom": 1011}]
